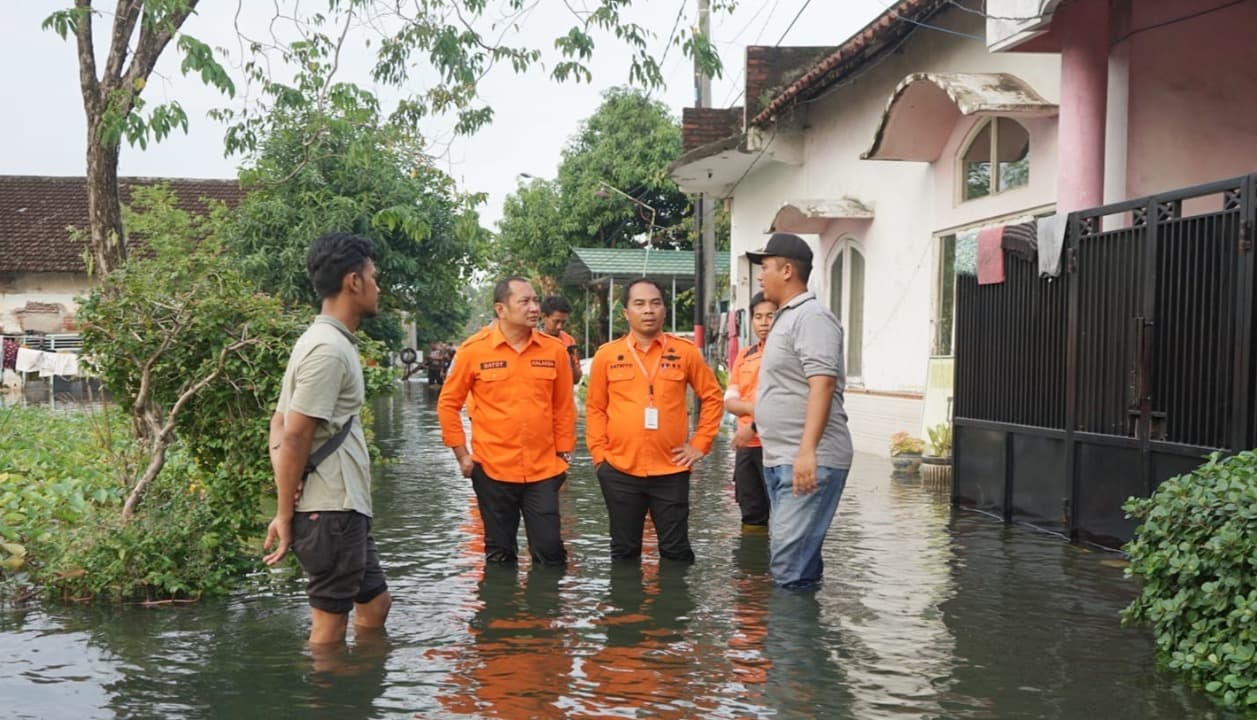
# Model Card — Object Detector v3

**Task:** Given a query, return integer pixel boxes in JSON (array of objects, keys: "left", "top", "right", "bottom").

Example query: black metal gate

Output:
[{"left": 953, "top": 175, "right": 1257, "bottom": 549}]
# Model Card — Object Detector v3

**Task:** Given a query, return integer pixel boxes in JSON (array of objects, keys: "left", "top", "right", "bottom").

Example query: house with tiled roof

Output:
[
  {"left": 670, "top": 0, "right": 1060, "bottom": 456},
  {"left": 0, "top": 175, "right": 244, "bottom": 334}
]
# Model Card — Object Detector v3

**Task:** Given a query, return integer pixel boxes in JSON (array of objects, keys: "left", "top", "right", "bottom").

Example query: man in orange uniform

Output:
[
  {"left": 727, "top": 291, "right": 778, "bottom": 527},
  {"left": 586, "top": 278, "right": 724, "bottom": 562},
  {"left": 540, "top": 295, "right": 582, "bottom": 382},
  {"left": 438, "top": 277, "right": 576, "bottom": 566}
]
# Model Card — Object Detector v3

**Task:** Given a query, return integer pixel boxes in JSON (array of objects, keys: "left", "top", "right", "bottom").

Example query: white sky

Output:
[{"left": 0, "top": 1, "right": 886, "bottom": 227}]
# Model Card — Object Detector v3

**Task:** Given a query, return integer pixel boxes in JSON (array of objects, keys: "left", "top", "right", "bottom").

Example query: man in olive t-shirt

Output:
[{"left": 263, "top": 232, "right": 392, "bottom": 645}]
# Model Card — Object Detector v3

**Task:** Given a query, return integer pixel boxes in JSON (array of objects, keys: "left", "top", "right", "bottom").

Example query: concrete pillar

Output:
[
  {"left": 1056, "top": 0, "right": 1111, "bottom": 213},
  {"left": 1103, "top": 0, "right": 1132, "bottom": 208}
]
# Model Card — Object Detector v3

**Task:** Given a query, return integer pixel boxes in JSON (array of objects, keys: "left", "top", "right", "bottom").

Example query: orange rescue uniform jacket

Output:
[
  {"left": 438, "top": 326, "right": 576, "bottom": 482},
  {"left": 585, "top": 333, "right": 724, "bottom": 476},
  {"left": 729, "top": 342, "right": 764, "bottom": 449}
]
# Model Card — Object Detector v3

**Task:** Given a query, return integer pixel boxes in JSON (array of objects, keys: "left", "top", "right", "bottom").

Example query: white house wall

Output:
[
  {"left": 0, "top": 273, "right": 88, "bottom": 334},
  {"left": 728, "top": 7, "right": 1059, "bottom": 454}
]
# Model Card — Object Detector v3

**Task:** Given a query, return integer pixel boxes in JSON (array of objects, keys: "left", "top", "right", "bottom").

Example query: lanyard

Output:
[{"left": 625, "top": 336, "right": 662, "bottom": 404}]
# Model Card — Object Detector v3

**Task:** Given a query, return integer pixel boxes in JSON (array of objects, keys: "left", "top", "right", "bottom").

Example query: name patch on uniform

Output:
[
  {"left": 609, "top": 362, "right": 635, "bottom": 370},
  {"left": 480, "top": 360, "right": 508, "bottom": 370},
  {"left": 530, "top": 359, "right": 556, "bottom": 368}
]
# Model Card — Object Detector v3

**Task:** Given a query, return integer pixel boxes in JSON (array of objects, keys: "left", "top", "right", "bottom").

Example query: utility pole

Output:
[{"left": 693, "top": 0, "right": 717, "bottom": 362}]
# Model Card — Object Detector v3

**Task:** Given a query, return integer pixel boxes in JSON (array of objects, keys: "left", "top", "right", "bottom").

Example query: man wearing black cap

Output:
[{"left": 746, "top": 232, "right": 853, "bottom": 590}]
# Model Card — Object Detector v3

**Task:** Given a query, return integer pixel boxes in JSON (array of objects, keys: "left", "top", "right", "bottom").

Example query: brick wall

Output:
[
  {"left": 681, "top": 107, "right": 744, "bottom": 152},
  {"left": 745, "top": 45, "right": 838, "bottom": 119}
]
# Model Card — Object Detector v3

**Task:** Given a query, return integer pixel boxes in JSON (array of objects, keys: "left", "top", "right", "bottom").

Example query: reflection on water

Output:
[{"left": 0, "top": 383, "right": 1238, "bottom": 719}]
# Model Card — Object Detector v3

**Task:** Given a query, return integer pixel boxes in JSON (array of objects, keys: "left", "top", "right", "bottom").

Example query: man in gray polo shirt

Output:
[
  {"left": 747, "top": 233, "right": 852, "bottom": 590},
  {"left": 263, "top": 232, "right": 391, "bottom": 644}
]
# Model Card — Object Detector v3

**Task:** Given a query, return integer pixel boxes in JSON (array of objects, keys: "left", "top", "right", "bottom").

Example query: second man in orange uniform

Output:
[
  {"left": 726, "top": 291, "right": 778, "bottom": 527},
  {"left": 585, "top": 278, "right": 724, "bottom": 562},
  {"left": 438, "top": 277, "right": 576, "bottom": 567},
  {"left": 540, "top": 295, "right": 583, "bottom": 383}
]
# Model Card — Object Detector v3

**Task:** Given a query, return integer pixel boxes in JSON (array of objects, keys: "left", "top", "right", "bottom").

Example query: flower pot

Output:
[
  {"left": 920, "top": 455, "right": 952, "bottom": 488},
  {"left": 890, "top": 452, "right": 922, "bottom": 475}
]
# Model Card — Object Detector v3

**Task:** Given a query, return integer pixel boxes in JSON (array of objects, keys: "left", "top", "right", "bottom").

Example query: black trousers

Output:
[
  {"left": 596, "top": 462, "right": 695, "bottom": 562},
  {"left": 470, "top": 464, "right": 567, "bottom": 566},
  {"left": 733, "top": 446, "right": 771, "bottom": 525}
]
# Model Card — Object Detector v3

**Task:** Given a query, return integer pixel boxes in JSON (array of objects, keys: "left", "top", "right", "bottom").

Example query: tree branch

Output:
[
  {"left": 122, "top": 333, "right": 259, "bottom": 521},
  {"left": 117, "top": 0, "right": 198, "bottom": 95},
  {"left": 161, "top": 334, "right": 259, "bottom": 444},
  {"left": 73, "top": 0, "right": 102, "bottom": 115},
  {"left": 102, "top": 0, "right": 142, "bottom": 83}
]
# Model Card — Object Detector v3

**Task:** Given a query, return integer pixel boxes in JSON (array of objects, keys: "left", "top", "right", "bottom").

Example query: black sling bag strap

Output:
[{"left": 303, "top": 416, "right": 355, "bottom": 478}]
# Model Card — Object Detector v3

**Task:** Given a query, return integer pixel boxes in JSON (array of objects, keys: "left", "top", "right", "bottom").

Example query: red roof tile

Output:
[{"left": 0, "top": 175, "right": 245, "bottom": 273}]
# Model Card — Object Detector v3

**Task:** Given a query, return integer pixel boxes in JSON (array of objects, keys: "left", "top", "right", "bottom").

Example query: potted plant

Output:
[
  {"left": 921, "top": 421, "right": 953, "bottom": 487},
  {"left": 889, "top": 431, "right": 924, "bottom": 475}
]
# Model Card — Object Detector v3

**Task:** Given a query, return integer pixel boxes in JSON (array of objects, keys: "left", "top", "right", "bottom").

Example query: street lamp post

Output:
[
  {"left": 594, "top": 181, "right": 656, "bottom": 242},
  {"left": 594, "top": 181, "right": 660, "bottom": 342}
]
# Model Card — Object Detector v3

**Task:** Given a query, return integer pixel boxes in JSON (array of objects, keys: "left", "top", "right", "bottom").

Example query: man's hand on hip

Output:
[{"left": 671, "top": 443, "right": 705, "bottom": 467}]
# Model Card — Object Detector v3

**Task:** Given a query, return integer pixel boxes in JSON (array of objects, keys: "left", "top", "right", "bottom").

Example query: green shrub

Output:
[
  {"left": 44, "top": 447, "right": 254, "bottom": 601},
  {"left": 1123, "top": 450, "right": 1257, "bottom": 710},
  {"left": 0, "top": 406, "right": 127, "bottom": 599}
]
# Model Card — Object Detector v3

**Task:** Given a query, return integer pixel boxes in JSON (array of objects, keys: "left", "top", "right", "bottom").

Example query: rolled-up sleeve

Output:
[{"left": 794, "top": 313, "right": 844, "bottom": 378}]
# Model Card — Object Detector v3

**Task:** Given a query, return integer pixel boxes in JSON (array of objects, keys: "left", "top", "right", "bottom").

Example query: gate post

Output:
[
  {"left": 1065, "top": 212, "right": 1082, "bottom": 542},
  {"left": 1230, "top": 174, "right": 1257, "bottom": 451}
]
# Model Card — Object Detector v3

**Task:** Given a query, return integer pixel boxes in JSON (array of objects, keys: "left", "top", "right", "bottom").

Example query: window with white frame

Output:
[
  {"left": 828, "top": 240, "right": 864, "bottom": 379},
  {"left": 961, "top": 117, "right": 1030, "bottom": 201}
]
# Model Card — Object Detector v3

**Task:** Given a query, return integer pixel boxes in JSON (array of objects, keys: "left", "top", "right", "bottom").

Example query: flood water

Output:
[{"left": 1, "top": 384, "right": 1235, "bottom": 719}]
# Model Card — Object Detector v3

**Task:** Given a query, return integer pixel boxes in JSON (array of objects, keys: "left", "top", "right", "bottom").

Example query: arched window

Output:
[
  {"left": 828, "top": 240, "right": 864, "bottom": 379},
  {"left": 961, "top": 117, "right": 1030, "bottom": 201}
]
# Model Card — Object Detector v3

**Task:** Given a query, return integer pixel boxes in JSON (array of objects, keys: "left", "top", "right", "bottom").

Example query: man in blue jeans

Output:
[{"left": 746, "top": 233, "right": 853, "bottom": 590}]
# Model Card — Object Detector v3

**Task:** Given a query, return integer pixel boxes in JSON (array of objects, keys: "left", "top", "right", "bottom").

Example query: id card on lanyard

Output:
[{"left": 627, "top": 337, "right": 662, "bottom": 430}]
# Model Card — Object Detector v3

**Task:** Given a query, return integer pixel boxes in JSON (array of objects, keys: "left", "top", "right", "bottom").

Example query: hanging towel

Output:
[
  {"left": 51, "top": 352, "right": 79, "bottom": 377},
  {"left": 977, "top": 225, "right": 1006, "bottom": 285},
  {"left": 1001, "top": 221, "right": 1038, "bottom": 262},
  {"left": 1038, "top": 213, "right": 1068, "bottom": 277},
  {"left": 955, "top": 229, "right": 979, "bottom": 276},
  {"left": 37, "top": 351, "right": 57, "bottom": 377},
  {"left": 2, "top": 338, "right": 16, "bottom": 370},
  {"left": 15, "top": 347, "right": 41, "bottom": 373}
]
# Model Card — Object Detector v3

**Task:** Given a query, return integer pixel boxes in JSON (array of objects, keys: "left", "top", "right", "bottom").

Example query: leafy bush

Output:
[
  {"left": 44, "top": 447, "right": 254, "bottom": 601},
  {"left": 1123, "top": 451, "right": 1257, "bottom": 710},
  {"left": 0, "top": 406, "right": 127, "bottom": 599},
  {"left": 79, "top": 184, "right": 305, "bottom": 524}
]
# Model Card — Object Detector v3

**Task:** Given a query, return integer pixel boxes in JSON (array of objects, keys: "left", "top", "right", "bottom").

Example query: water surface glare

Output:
[{"left": 2, "top": 385, "right": 1234, "bottom": 719}]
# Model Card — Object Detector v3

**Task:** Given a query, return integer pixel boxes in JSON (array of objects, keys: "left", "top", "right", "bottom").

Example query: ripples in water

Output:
[{"left": 0, "top": 385, "right": 1237, "bottom": 719}]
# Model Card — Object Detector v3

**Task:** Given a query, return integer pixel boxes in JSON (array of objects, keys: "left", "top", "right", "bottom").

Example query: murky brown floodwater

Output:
[{"left": 1, "top": 384, "right": 1235, "bottom": 719}]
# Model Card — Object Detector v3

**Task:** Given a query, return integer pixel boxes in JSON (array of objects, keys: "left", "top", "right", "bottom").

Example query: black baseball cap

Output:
[{"left": 746, "top": 233, "right": 813, "bottom": 265}]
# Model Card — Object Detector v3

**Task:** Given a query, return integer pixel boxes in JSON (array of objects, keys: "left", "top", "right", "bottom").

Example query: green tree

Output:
[
  {"left": 77, "top": 185, "right": 303, "bottom": 522},
  {"left": 225, "top": 79, "right": 487, "bottom": 346},
  {"left": 44, "top": 1, "right": 723, "bottom": 274},
  {"left": 496, "top": 87, "right": 691, "bottom": 287},
  {"left": 495, "top": 177, "right": 566, "bottom": 290},
  {"left": 557, "top": 87, "right": 691, "bottom": 251},
  {"left": 495, "top": 87, "right": 732, "bottom": 345}
]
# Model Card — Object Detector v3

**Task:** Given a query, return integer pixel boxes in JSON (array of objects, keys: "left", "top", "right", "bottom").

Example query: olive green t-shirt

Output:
[{"left": 275, "top": 315, "right": 372, "bottom": 516}]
